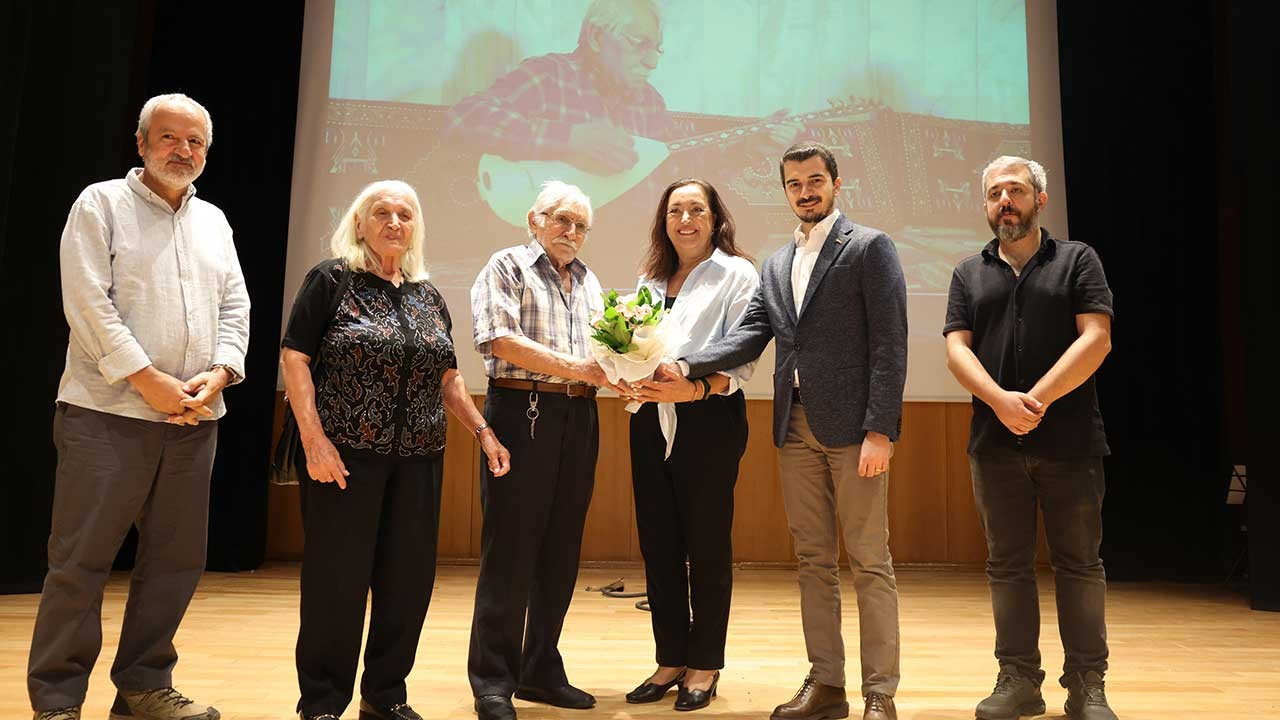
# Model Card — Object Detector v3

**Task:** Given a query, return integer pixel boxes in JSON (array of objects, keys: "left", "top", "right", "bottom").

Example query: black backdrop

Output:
[
  {"left": 0, "top": 0, "right": 303, "bottom": 590},
  {"left": 1, "top": 2, "right": 1275, "bottom": 608}
]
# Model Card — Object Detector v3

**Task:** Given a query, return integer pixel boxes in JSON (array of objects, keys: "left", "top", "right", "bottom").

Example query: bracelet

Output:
[
  {"left": 210, "top": 364, "right": 239, "bottom": 383},
  {"left": 698, "top": 377, "right": 712, "bottom": 400},
  {"left": 473, "top": 422, "right": 489, "bottom": 438}
]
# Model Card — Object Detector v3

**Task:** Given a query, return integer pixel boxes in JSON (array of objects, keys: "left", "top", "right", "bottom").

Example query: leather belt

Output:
[{"left": 490, "top": 377, "right": 597, "bottom": 398}]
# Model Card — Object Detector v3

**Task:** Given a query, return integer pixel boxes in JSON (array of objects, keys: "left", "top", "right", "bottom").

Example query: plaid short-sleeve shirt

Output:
[
  {"left": 471, "top": 240, "right": 605, "bottom": 383},
  {"left": 445, "top": 50, "right": 673, "bottom": 157}
]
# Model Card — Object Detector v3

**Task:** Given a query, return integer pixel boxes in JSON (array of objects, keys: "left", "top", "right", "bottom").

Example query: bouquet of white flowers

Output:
[{"left": 588, "top": 288, "right": 683, "bottom": 404}]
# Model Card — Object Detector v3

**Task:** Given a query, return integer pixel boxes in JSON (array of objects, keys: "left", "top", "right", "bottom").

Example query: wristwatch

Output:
[{"left": 474, "top": 422, "right": 490, "bottom": 438}]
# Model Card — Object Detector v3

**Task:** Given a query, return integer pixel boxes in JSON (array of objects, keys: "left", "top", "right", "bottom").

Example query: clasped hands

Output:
[
  {"left": 621, "top": 360, "right": 696, "bottom": 404},
  {"left": 129, "top": 365, "right": 231, "bottom": 426},
  {"left": 993, "top": 389, "right": 1046, "bottom": 436}
]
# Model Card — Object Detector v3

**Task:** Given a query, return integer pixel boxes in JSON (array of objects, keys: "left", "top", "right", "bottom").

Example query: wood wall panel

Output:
[
  {"left": 438, "top": 410, "right": 479, "bottom": 559},
  {"left": 886, "top": 403, "right": 949, "bottom": 563},
  {"left": 266, "top": 395, "right": 1006, "bottom": 566},
  {"left": 731, "top": 399, "right": 792, "bottom": 564},
  {"left": 944, "top": 402, "right": 986, "bottom": 564},
  {"left": 580, "top": 399, "right": 640, "bottom": 561}
]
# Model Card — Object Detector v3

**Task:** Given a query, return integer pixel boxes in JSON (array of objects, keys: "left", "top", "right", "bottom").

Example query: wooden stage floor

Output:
[{"left": 2, "top": 564, "right": 1277, "bottom": 719}]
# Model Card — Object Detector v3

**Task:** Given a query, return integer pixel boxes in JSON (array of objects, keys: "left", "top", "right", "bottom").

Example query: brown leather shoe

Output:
[
  {"left": 862, "top": 692, "right": 896, "bottom": 720},
  {"left": 770, "top": 676, "right": 849, "bottom": 720}
]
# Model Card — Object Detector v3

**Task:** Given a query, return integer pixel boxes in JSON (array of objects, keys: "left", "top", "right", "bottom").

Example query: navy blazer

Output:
[{"left": 683, "top": 213, "right": 907, "bottom": 448}]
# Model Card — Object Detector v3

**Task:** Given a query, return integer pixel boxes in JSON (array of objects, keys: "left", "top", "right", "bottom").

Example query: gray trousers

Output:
[
  {"left": 778, "top": 403, "right": 900, "bottom": 697},
  {"left": 28, "top": 403, "right": 217, "bottom": 711},
  {"left": 970, "top": 450, "right": 1109, "bottom": 686}
]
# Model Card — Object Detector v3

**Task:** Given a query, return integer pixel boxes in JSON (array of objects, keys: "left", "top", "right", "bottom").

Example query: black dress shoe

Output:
[
  {"left": 674, "top": 671, "right": 719, "bottom": 712},
  {"left": 474, "top": 695, "right": 516, "bottom": 720},
  {"left": 514, "top": 684, "right": 595, "bottom": 709},
  {"left": 627, "top": 670, "right": 686, "bottom": 703},
  {"left": 358, "top": 699, "right": 423, "bottom": 720}
]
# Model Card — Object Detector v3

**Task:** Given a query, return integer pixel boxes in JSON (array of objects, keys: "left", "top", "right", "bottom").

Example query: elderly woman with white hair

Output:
[{"left": 281, "top": 180, "right": 509, "bottom": 720}]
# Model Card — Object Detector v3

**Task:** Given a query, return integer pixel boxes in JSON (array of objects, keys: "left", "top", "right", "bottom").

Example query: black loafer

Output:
[
  {"left": 626, "top": 671, "right": 686, "bottom": 703},
  {"left": 358, "top": 700, "right": 423, "bottom": 720},
  {"left": 474, "top": 695, "right": 516, "bottom": 720},
  {"left": 514, "top": 684, "right": 596, "bottom": 709},
  {"left": 674, "top": 671, "right": 719, "bottom": 712}
]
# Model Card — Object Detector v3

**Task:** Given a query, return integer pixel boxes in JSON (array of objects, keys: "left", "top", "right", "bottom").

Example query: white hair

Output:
[
  {"left": 577, "top": 0, "right": 662, "bottom": 49},
  {"left": 528, "top": 180, "right": 593, "bottom": 241},
  {"left": 136, "top": 93, "right": 213, "bottom": 147},
  {"left": 982, "top": 155, "right": 1048, "bottom": 195},
  {"left": 330, "top": 180, "right": 429, "bottom": 282}
]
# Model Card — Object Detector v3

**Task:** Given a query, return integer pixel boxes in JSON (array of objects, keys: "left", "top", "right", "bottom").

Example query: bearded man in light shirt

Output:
[
  {"left": 659, "top": 142, "right": 908, "bottom": 720},
  {"left": 27, "top": 93, "right": 249, "bottom": 720}
]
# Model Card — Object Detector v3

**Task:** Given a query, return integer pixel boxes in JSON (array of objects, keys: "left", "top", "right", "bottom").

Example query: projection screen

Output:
[{"left": 284, "top": 0, "right": 1068, "bottom": 399}]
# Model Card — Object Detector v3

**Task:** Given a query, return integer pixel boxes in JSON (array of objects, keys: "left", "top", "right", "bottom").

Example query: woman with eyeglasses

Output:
[{"left": 626, "top": 178, "right": 760, "bottom": 711}]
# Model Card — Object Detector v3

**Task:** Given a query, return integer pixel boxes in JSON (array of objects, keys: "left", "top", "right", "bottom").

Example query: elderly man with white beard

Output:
[
  {"left": 27, "top": 93, "right": 249, "bottom": 720},
  {"left": 467, "top": 181, "right": 628, "bottom": 720}
]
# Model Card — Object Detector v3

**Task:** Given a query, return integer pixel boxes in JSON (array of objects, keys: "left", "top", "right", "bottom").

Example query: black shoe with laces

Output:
[
  {"left": 976, "top": 667, "right": 1045, "bottom": 719},
  {"left": 1063, "top": 671, "right": 1118, "bottom": 720}
]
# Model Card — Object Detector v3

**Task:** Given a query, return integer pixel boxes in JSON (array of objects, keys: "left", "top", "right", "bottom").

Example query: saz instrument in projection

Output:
[{"left": 476, "top": 97, "right": 878, "bottom": 227}]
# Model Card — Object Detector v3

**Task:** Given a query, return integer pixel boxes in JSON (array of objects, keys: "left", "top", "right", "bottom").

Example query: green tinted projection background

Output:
[
  {"left": 294, "top": 0, "right": 1046, "bottom": 399},
  {"left": 331, "top": 0, "right": 1029, "bottom": 124}
]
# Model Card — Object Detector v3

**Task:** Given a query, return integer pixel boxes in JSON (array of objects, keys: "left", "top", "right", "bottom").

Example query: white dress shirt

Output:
[
  {"left": 636, "top": 248, "right": 759, "bottom": 458},
  {"left": 56, "top": 169, "right": 251, "bottom": 421},
  {"left": 789, "top": 208, "right": 842, "bottom": 387}
]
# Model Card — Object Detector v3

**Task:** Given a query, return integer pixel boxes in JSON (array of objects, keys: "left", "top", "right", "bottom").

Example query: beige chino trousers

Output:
[{"left": 777, "top": 402, "right": 901, "bottom": 697}]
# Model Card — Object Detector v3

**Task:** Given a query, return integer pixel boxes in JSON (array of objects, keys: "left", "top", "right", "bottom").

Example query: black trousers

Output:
[
  {"left": 970, "top": 450, "right": 1109, "bottom": 685},
  {"left": 629, "top": 391, "right": 748, "bottom": 670},
  {"left": 468, "top": 387, "right": 598, "bottom": 697},
  {"left": 295, "top": 449, "right": 443, "bottom": 716}
]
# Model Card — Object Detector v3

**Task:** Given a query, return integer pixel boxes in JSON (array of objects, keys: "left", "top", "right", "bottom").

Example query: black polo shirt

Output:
[{"left": 943, "top": 228, "right": 1113, "bottom": 457}]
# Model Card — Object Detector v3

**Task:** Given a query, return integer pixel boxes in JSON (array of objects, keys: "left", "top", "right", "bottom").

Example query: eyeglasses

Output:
[
  {"left": 541, "top": 211, "right": 591, "bottom": 235},
  {"left": 618, "top": 30, "right": 663, "bottom": 56}
]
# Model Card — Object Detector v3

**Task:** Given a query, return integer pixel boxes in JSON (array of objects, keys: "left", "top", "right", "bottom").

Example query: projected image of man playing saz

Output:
[{"left": 445, "top": 0, "right": 806, "bottom": 228}]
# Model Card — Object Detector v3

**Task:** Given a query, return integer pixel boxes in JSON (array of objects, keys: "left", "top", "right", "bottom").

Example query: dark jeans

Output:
[
  {"left": 629, "top": 392, "right": 748, "bottom": 670},
  {"left": 467, "top": 387, "right": 598, "bottom": 697},
  {"left": 295, "top": 450, "right": 443, "bottom": 716},
  {"left": 28, "top": 404, "right": 218, "bottom": 711},
  {"left": 970, "top": 450, "right": 1109, "bottom": 686}
]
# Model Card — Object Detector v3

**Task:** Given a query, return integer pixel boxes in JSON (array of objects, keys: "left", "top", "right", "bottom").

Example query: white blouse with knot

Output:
[{"left": 634, "top": 248, "right": 760, "bottom": 458}]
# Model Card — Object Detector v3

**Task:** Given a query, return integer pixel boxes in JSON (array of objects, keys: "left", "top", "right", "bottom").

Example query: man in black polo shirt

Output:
[{"left": 943, "top": 155, "right": 1118, "bottom": 720}]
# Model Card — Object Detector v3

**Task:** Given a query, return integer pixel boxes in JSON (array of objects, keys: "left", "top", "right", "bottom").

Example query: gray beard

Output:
[{"left": 991, "top": 209, "right": 1037, "bottom": 243}]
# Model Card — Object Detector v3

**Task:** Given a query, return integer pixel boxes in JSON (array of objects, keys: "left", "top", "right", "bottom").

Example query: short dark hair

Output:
[
  {"left": 779, "top": 142, "right": 839, "bottom": 185},
  {"left": 640, "top": 178, "right": 752, "bottom": 281}
]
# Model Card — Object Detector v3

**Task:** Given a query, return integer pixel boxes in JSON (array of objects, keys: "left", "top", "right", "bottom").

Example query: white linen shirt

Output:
[
  {"left": 637, "top": 248, "right": 760, "bottom": 458},
  {"left": 790, "top": 208, "right": 842, "bottom": 387},
  {"left": 56, "top": 169, "right": 251, "bottom": 422}
]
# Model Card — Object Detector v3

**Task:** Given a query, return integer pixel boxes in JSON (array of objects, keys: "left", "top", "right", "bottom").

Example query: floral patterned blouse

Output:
[{"left": 283, "top": 259, "right": 456, "bottom": 459}]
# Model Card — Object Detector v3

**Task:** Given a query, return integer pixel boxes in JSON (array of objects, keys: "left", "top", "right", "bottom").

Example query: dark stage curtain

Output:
[
  {"left": 1056, "top": 1, "right": 1277, "bottom": 604},
  {"left": 0, "top": 0, "right": 303, "bottom": 591}
]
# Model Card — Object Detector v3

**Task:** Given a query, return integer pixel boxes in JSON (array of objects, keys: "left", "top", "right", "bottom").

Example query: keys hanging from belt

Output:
[{"left": 526, "top": 391, "right": 540, "bottom": 439}]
